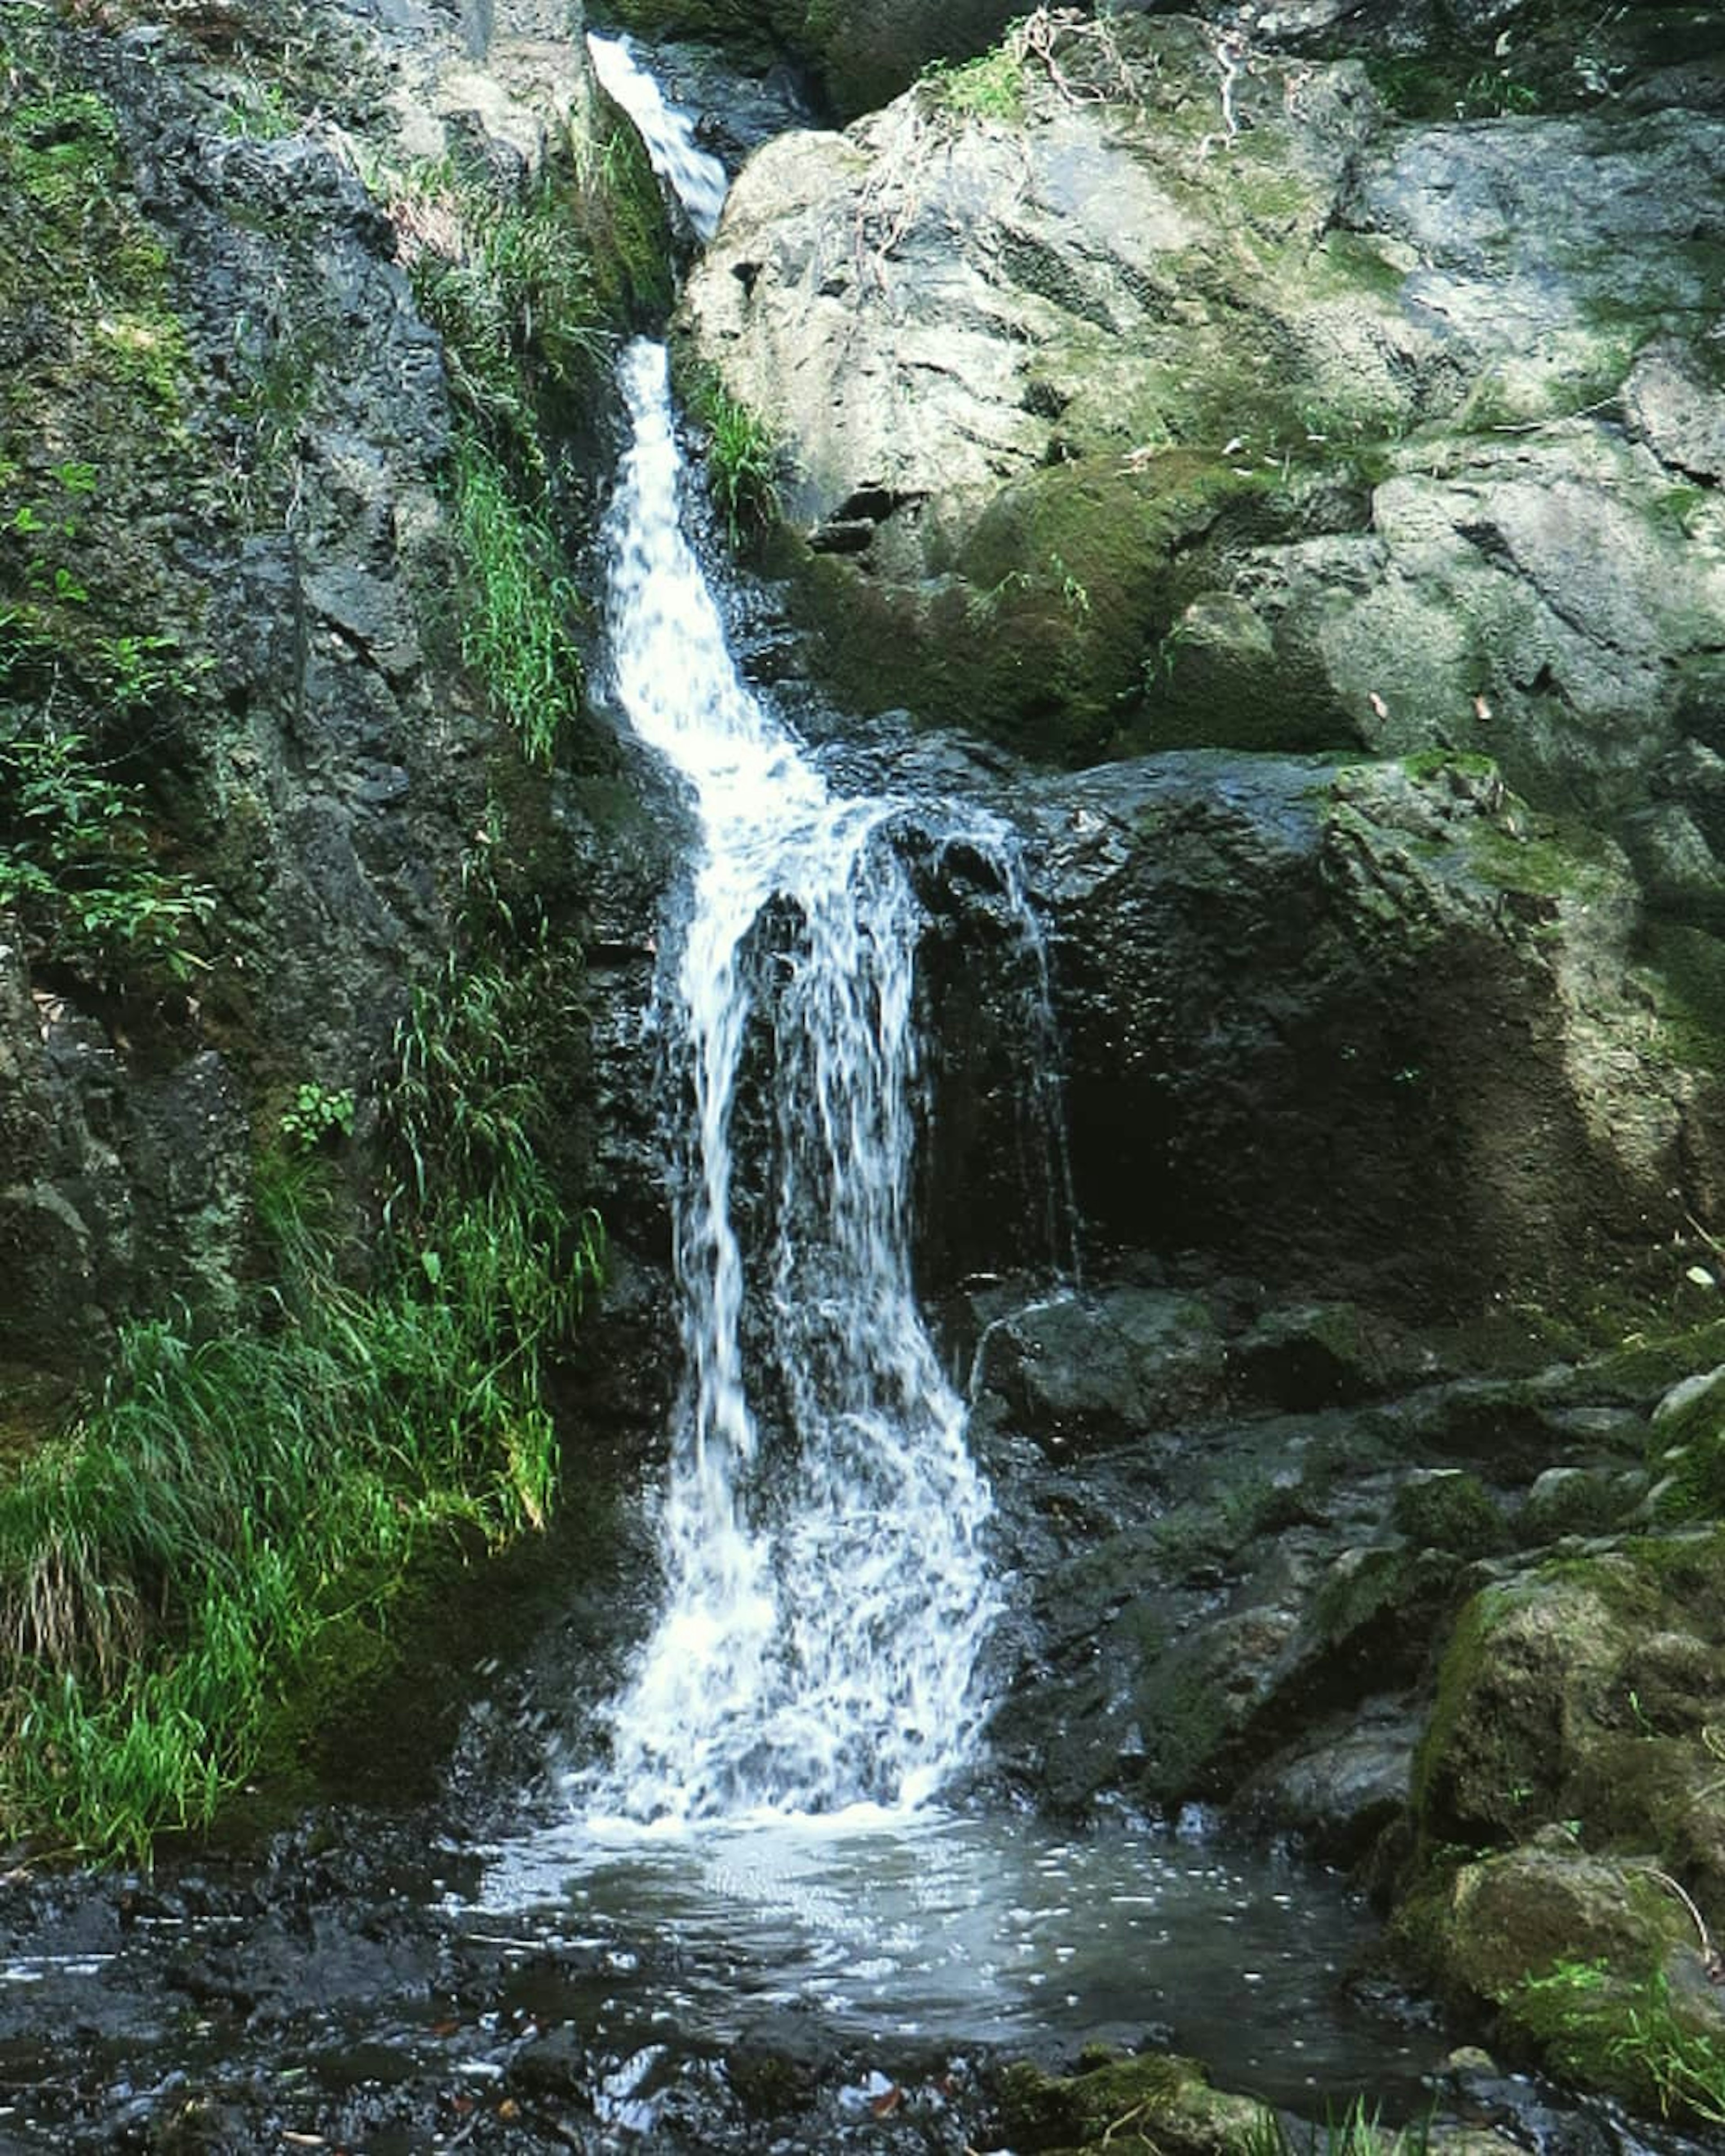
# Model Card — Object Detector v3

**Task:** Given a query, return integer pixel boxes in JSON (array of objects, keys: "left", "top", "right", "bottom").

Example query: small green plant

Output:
[
  {"left": 964, "top": 567, "right": 1031, "bottom": 628},
  {"left": 1230, "top": 2096, "right": 1431, "bottom": 2156},
  {"left": 921, "top": 40, "right": 1027, "bottom": 123},
  {"left": 1143, "top": 615, "right": 1195, "bottom": 695},
  {"left": 279, "top": 1082, "right": 356, "bottom": 1153},
  {"left": 1049, "top": 552, "right": 1091, "bottom": 619},
  {"left": 1460, "top": 67, "right": 1540, "bottom": 117},
  {"left": 0, "top": 722, "right": 214, "bottom": 982},
  {"left": 703, "top": 388, "right": 781, "bottom": 550},
  {"left": 220, "top": 75, "right": 298, "bottom": 141}
]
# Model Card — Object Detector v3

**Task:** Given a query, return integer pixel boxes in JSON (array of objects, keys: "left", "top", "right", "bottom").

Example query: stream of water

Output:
[{"left": 581, "top": 337, "right": 1008, "bottom": 1823}]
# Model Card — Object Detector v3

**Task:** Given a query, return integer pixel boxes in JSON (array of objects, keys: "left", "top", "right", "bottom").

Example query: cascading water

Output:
[
  {"left": 586, "top": 34, "right": 728, "bottom": 241},
  {"left": 586, "top": 340, "right": 1029, "bottom": 1821}
]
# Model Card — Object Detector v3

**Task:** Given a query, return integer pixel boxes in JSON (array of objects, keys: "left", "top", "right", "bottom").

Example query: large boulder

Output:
[
  {"left": 1409, "top": 1533, "right": 1725, "bottom": 1914},
  {"left": 1022, "top": 752, "right": 1721, "bottom": 1315},
  {"left": 682, "top": 13, "right": 1725, "bottom": 804}
]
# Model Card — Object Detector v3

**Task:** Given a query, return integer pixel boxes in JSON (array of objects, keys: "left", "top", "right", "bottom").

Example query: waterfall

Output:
[
  {"left": 586, "top": 34, "right": 728, "bottom": 241},
  {"left": 587, "top": 340, "right": 1030, "bottom": 1822}
]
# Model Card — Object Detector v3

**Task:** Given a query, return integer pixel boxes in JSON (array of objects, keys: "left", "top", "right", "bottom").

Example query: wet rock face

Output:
[
  {"left": 1023, "top": 752, "right": 1715, "bottom": 1317},
  {"left": 598, "top": 0, "right": 1022, "bottom": 117},
  {"left": 0, "top": 0, "right": 679, "bottom": 1374}
]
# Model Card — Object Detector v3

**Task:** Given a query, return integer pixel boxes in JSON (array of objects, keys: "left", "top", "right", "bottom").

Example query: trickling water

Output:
[
  {"left": 586, "top": 34, "right": 729, "bottom": 240},
  {"left": 587, "top": 341, "right": 1045, "bottom": 1822}
]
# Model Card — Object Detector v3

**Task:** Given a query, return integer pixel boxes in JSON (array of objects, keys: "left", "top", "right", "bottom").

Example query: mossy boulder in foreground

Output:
[{"left": 1393, "top": 1531, "right": 1725, "bottom": 2125}]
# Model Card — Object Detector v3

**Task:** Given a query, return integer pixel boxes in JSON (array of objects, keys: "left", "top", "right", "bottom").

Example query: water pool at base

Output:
[{"left": 464, "top": 1807, "right": 1443, "bottom": 2112}]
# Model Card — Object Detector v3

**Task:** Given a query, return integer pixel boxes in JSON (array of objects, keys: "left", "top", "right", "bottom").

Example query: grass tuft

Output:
[
  {"left": 0, "top": 917, "right": 600, "bottom": 1862},
  {"left": 447, "top": 433, "right": 583, "bottom": 766},
  {"left": 697, "top": 385, "right": 780, "bottom": 550}
]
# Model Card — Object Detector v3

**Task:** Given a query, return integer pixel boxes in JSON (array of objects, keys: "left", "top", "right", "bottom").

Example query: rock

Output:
[
  {"left": 1625, "top": 342, "right": 1725, "bottom": 485},
  {"left": 1396, "top": 1843, "right": 1725, "bottom": 2124},
  {"left": 991, "top": 2050, "right": 1268, "bottom": 2156},
  {"left": 1234, "top": 1300, "right": 1430, "bottom": 1409},
  {"left": 1024, "top": 753, "right": 1715, "bottom": 1318},
  {"left": 682, "top": 14, "right": 1725, "bottom": 802},
  {"left": 969, "top": 1287, "right": 1225, "bottom": 1449},
  {"left": 1230, "top": 1700, "right": 1422, "bottom": 1861},
  {"left": 0, "top": 0, "right": 678, "bottom": 1382},
  {"left": 602, "top": 0, "right": 1022, "bottom": 118},
  {"left": 1410, "top": 1533, "right": 1725, "bottom": 1920},
  {"left": 1517, "top": 1467, "right": 1633, "bottom": 1546},
  {"left": 1393, "top": 1470, "right": 1507, "bottom": 1558}
]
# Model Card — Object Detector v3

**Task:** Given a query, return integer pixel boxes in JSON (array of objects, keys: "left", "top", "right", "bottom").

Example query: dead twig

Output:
[{"left": 1637, "top": 1864, "right": 1724, "bottom": 1979}]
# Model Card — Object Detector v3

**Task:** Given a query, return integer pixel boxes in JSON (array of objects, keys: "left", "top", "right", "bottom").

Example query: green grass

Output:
[
  {"left": 0, "top": 932, "right": 601, "bottom": 1862},
  {"left": 1517, "top": 1958, "right": 1725, "bottom": 2129},
  {"left": 403, "top": 163, "right": 610, "bottom": 468},
  {"left": 701, "top": 387, "right": 780, "bottom": 549},
  {"left": 1233, "top": 2099, "right": 1430, "bottom": 2156},
  {"left": 447, "top": 433, "right": 583, "bottom": 767}
]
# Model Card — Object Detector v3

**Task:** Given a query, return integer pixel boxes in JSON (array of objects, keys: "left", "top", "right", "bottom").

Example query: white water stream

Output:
[
  {"left": 585, "top": 341, "right": 1015, "bottom": 1823},
  {"left": 586, "top": 34, "right": 728, "bottom": 240}
]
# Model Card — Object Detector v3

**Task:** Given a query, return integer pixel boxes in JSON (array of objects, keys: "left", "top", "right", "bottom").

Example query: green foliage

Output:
[
  {"left": 1233, "top": 2098, "right": 1430, "bottom": 2156},
  {"left": 447, "top": 432, "right": 583, "bottom": 766},
  {"left": 0, "top": 458, "right": 218, "bottom": 986},
  {"left": 403, "top": 163, "right": 610, "bottom": 468},
  {"left": 701, "top": 386, "right": 781, "bottom": 549},
  {"left": 0, "top": 702, "right": 214, "bottom": 983},
  {"left": 0, "top": 917, "right": 601, "bottom": 1859},
  {"left": 1366, "top": 54, "right": 1539, "bottom": 120},
  {"left": 1517, "top": 1959, "right": 1725, "bottom": 2129},
  {"left": 920, "top": 40, "right": 1026, "bottom": 122},
  {"left": 1461, "top": 66, "right": 1540, "bottom": 118},
  {"left": 220, "top": 72, "right": 297, "bottom": 142},
  {"left": 279, "top": 1082, "right": 356, "bottom": 1153}
]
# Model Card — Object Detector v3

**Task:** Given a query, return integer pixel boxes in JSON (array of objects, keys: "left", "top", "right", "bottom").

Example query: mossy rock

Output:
[
  {"left": 1396, "top": 1842, "right": 1725, "bottom": 2129},
  {"left": 993, "top": 2050, "right": 1267, "bottom": 2156},
  {"left": 1393, "top": 1470, "right": 1508, "bottom": 1558},
  {"left": 1647, "top": 1364, "right": 1725, "bottom": 1522},
  {"left": 1517, "top": 1466, "right": 1636, "bottom": 1546},
  {"left": 1409, "top": 1535, "right": 1725, "bottom": 1927},
  {"left": 794, "top": 449, "right": 1350, "bottom": 764}
]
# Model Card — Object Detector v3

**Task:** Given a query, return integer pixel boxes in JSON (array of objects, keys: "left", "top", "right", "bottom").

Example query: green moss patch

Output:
[{"left": 993, "top": 2049, "right": 1267, "bottom": 2156}]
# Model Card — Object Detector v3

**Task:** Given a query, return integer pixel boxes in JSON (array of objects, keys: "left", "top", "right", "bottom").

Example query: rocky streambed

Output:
[{"left": 3, "top": 0, "right": 1725, "bottom": 2148}]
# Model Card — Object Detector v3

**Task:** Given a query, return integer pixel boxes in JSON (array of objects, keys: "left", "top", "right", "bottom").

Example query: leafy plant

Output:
[
  {"left": 1461, "top": 66, "right": 1540, "bottom": 117},
  {"left": 0, "top": 719, "right": 214, "bottom": 981},
  {"left": 279, "top": 1082, "right": 356, "bottom": 1153},
  {"left": 920, "top": 40, "right": 1027, "bottom": 122}
]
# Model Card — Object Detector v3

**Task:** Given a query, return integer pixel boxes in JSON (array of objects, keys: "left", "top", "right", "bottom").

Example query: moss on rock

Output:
[
  {"left": 992, "top": 2050, "right": 1267, "bottom": 2156},
  {"left": 1393, "top": 1471, "right": 1508, "bottom": 1558},
  {"left": 1395, "top": 1525, "right": 1725, "bottom": 2125},
  {"left": 1394, "top": 1842, "right": 1725, "bottom": 2129}
]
